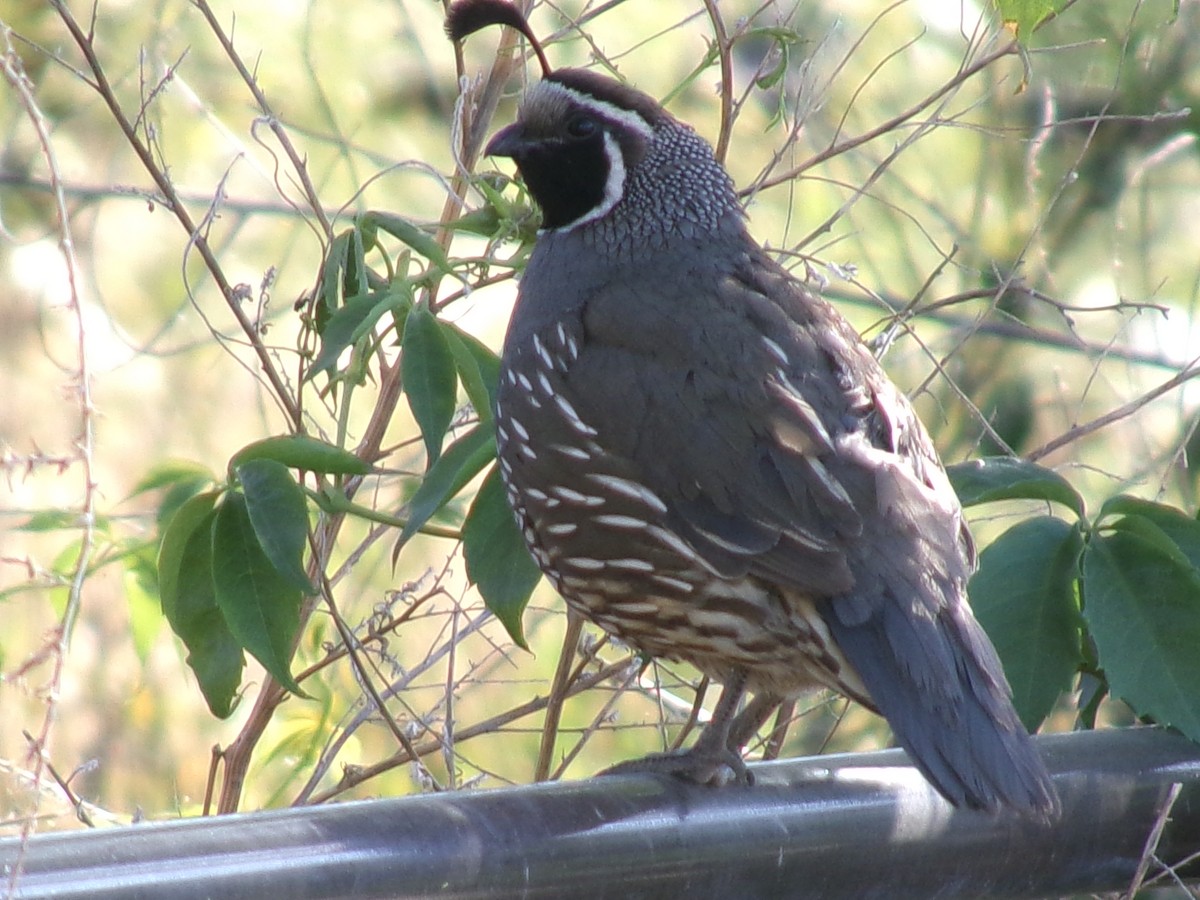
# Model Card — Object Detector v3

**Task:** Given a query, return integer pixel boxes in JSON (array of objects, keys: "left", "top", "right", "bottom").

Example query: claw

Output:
[
  {"left": 597, "top": 673, "right": 768, "bottom": 788},
  {"left": 598, "top": 747, "right": 754, "bottom": 787}
]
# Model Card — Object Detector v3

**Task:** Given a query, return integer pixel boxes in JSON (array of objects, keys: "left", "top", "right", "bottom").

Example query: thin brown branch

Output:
[
  {"left": 191, "top": 0, "right": 332, "bottom": 241},
  {"left": 215, "top": 680, "right": 288, "bottom": 814},
  {"left": 48, "top": 0, "right": 302, "bottom": 429},
  {"left": 742, "top": 36, "right": 1018, "bottom": 198},
  {"left": 1027, "top": 358, "right": 1200, "bottom": 463},
  {"left": 669, "top": 675, "right": 709, "bottom": 752},
  {"left": 202, "top": 745, "right": 222, "bottom": 817},
  {"left": 1123, "top": 781, "right": 1183, "bottom": 900},
  {"left": 700, "top": 0, "right": 733, "bottom": 164},
  {"left": 307, "top": 656, "right": 635, "bottom": 804},
  {"left": 535, "top": 610, "right": 583, "bottom": 781},
  {"left": 320, "top": 576, "right": 438, "bottom": 791}
]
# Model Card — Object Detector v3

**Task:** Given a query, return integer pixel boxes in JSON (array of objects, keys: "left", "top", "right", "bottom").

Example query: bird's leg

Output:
[
  {"left": 687, "top": 669, "right": 749, "bottom": 759},
  {"left": 726, "top": 691, "right": 785, "bottom": 751},
  {"left": 598, "top": 670, "right": 756, "bottom": 786}
]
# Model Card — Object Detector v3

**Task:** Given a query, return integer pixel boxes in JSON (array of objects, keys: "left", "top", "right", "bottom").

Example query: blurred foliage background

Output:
[{"left": 2, "top": 0, "right": 1198, "bottom": 844}]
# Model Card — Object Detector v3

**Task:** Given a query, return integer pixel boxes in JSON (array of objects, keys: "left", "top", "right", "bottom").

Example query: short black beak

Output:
[{"left": 484, "top": 122, "right": 526, "bottom": 158}]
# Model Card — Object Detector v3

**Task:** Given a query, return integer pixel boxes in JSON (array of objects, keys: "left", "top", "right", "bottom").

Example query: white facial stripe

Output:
[
  {"left": 545, "top": 132, "right": 624, "bottom": 232},
  {"left": 533, "top": 81, "right": 655, "bottom": 141},
  {"left": 529, "top": 81, "right": 652, "bottom": 234}
]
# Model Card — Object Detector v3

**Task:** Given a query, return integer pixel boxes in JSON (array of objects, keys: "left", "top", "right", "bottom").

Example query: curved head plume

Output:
[{"left": 445, "top": 0, "right": 553, "bottom": 77}]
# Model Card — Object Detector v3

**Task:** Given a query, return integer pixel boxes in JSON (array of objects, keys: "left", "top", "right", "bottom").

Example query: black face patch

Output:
[
  {"left": 486, "top": 73, "right": 660, "bottom": 231},
  {"left": 510, "top": 123, "right": 611, "bottom": 230}
]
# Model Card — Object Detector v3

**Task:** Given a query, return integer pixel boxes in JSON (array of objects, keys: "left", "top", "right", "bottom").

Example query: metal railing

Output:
[{"left": 2, "top": 728, "right": 1198, "bottom": 899}]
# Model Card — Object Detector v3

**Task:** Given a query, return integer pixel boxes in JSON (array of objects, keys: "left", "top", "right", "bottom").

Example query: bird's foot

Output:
[{"left": 597, "top": 747, "right": 753, "bottom": 787}]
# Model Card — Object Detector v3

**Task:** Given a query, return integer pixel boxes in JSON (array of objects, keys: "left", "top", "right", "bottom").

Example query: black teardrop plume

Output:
[{"left": 445, "top": 0, "right": 553, "bottom": 77}]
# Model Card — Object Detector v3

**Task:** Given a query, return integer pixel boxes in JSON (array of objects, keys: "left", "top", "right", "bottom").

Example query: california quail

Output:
[{"left": 448, "top": 0, "right": 1059, "bottom": 819}]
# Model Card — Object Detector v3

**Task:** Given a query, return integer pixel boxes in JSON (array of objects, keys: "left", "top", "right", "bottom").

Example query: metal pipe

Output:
[{"left": 2, "top": 728, "right": 1198, "bottom": 899}]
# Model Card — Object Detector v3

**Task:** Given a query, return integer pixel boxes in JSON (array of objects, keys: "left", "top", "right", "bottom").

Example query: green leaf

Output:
[
  {"left": 234, "top": 458, "right": 314, "bottom": 593},
  {"left": 472, "top": 175, "right": 538, "bottom": 243},
  {"left": 402, "top": 303, "right": 459, "bottom": 465},
  {"left": 947, "top": 457, "right": 1085, "bottom": 518},
  {"left": 444, "top": 205, "right": 502, "bottom": 238},
  {"left": 308, "top": 289, "right": 411, "bottom": 379},
  {"left": 211, "top": 492, "right": 306, "bottom": 696},
  {"left": 993, "top": 0, "right": 1064, "bottom": 40},
  {"left": 462, "top": 465, "right": 541, "bottom": 649},
  {"left": 444, "top": 325, "right": 500, "bottom": 423},
  {"left": 362, "top": 211, "right": 454, "bottom": 278},
  {"left": 318, "top": 230, "right": 352, "bottom": 321},
  {"left": 124, "top": 555, "right": 164, "bottom": 664},
  {"left": 969, "top": 516, "right": 1084, "bottom": 730},
  {"left": 157, "top": 493, "right": 244, "bottom": 718},
  {"left": 15, "top": 510, "right": 109, "bottom": 533},
  {"left": 231, "top": 435, "right": 371, "bottom": 477},
  {"left": 158, "top": 490, "right": 222, "bottom": 624},
  {"left": 395, "top": 424, "right": 496, "bottom": 552},
  {"left": 46, "top": 542, "right": 80, "bottom": 617},
  {"left": 184, "top": 610, "right": 248, "bottom": 719},
  {"left": 344, "top": 226, "right": 368, "bottom": 298},
  {"left": 1097, "top": 495, "right": 1200, "bottom": 572},
  {"left": 156, "top": 475, "right": 217, "bottom": 531},
  {"left": 1102, "top": 511, "right": 1195, "bottom": 570},
  {"left": 661, "top": 39, "right": 721, "bottom": 107},
  {"left": 1082, "top": 522, "right": 1200, "bottom": 741},
  {"left": 750, "top": 27, "right": 800, "bottom": 91}
]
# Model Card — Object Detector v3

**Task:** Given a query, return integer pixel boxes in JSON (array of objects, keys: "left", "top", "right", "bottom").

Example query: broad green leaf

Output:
[
  {"left": 212, "top": 492, "right": 305, "bottom": 696},
  {"left": 308, "top": 289, "right": 410, "bottom": 378},
  {"left": 462, "top": 465, "right": 541, "bottom": 649},
  {"left": 1083, "top": 524, "right": 1200, "bottom": 741},
  {"left": 231, "top": 435, "right": 370, "bottom": 477},
  {"left": 969, "top": 516, "right": 1083, "bottom": 730},
  {"left": 1097, "top": 495, "right": 1200, "bottom": 573},
  {"left": 155, "top": 474, "right": 217, "bottom": 532},
  {"left": 158, "top": 490, "right": 221, "bottom": 624},
  {"left": 947, "top": 457, "right": 1085, "bottom": 517},
  {"left": 395, "top": 424, "right": 496, "bottom": 552},
  {"left": 159, "top": 500, "right": 244, "bottom": 718},
  {"left": 1101, "top": 512, "right": 1194, "bottom": 570},
  {"left": 402, "top": 303, "right": 458, "bottom": 465},
  {"left": 362, "top": 211, "right": 454, "bottom": 278},
  {"left": 183, "top": 607, "right": 247, "bottom": 719},
  {"left": 444, "top": 325, "right": 500, "bottom": 423},
  {"left": 234, "top": 458, "right": 314, "bottom": 593}
]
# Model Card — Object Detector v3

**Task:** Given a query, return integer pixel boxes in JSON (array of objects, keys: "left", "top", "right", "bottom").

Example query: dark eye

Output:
[{"left": 566, "top": 115, "right": 599, "bottom": 139}]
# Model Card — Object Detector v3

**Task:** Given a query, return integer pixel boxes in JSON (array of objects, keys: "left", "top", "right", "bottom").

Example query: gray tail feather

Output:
[{"left": 823, "top": 597, "right": 1061, "bottom": 821}]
